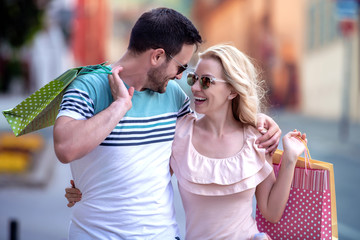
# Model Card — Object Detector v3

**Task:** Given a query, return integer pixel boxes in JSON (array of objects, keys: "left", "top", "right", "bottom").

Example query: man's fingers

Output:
[
  {"left": 256, "top": 113, "right": 266, "bottom": 130},
  {"left": 109, "top": 66, "right": 123, "bottom": 85},
  {"left": 266, "top": 134, "right": 280, "bottom": 155},
  {"left": 128, "top": 87, "right": 135, "bottom": 97},
  {"left": 111, "top": 66, "right": 124, "bottom": 83},
  {"left": 257, "top": 127, "right": 281, "bottom": 147},
  {"left": 266, "top": 143, "right": 278, "bottom": 156},
  {"left": 265, "top": 121, "right": 280, "bottom": 137},
  {"left": 256, "top": 132, "right": 270, "bottom": 145},
  {"left": 260, "top": 129, "right": 281, "bottom": 150},
  {"left": 111, "top": 65, "right": 123, "bottom": 75}
]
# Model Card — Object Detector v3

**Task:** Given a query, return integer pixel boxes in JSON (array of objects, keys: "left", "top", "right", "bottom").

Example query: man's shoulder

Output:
[
  {"left": 72, "top": 72, "right": 108, "bottom": 88},
  {"left": 64, "top": 72, "right": 112, "bottom": 112},
  {"left": 164, "top": 81, "right": 187, "bottom": 99},
  {"left": 166, "top": 80, "right": 183, "bottom": 91}
]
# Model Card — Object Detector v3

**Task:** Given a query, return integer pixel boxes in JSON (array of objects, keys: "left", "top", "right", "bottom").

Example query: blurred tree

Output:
[{"left": 0, "top": 0, "right": 47, "bottom": 93}]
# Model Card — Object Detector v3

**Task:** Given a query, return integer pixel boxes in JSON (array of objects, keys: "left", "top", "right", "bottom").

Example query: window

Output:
[{"left": 306, "top": 0, "right": 340, "bottom": 51}]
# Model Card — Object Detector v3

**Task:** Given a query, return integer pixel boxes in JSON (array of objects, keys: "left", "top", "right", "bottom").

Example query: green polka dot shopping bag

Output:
[{"left": 2, "top": 63, "right": 111, "bottom": 136}]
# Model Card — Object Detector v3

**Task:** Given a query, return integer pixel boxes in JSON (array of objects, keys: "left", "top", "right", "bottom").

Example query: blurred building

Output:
[
  {"left": 105, "top": 0, "right": 192, "bottom": 62},
  {"left": 191, "top": 0, "right": 359, "bottom": 123},
  {"left": 71, "top": 0, "right": 110, "bottom": 65}
]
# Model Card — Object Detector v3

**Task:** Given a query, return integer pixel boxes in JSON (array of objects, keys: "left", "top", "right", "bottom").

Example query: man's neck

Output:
[{"left": 111, "top": 51, "right": 149, "bottom": 91}]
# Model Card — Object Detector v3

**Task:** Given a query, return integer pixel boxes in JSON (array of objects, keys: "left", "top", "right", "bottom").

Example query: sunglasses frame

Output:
[
  {"left": 166, "top": 53, "right": 188, "bottom": 75},
  {"left": 187, "top": 72, "right": 227, "bottom": 89}
]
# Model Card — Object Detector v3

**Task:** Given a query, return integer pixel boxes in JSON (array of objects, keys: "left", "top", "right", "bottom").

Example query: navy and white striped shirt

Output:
[{"left": 57, "top": 70, "right": 190, "bottom": 239}]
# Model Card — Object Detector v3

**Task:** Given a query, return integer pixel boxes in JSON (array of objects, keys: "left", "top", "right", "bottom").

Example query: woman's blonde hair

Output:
[{"left": 199, "top": 44, "right": 265, "bottom": 127}]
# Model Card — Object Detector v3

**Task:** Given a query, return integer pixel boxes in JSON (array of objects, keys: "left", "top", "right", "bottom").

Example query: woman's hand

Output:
[
  {"left": 282, "top": 129, "right": 307, "bottom": 164},
  {"left": 65, "top": 180, "right": 82, "bottom": 208},
  {"left": 255, "top": 129, "right": 308, "bottom": 223}
]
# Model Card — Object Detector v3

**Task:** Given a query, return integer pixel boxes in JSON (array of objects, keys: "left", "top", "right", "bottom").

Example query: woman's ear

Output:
[
  {"left": 151, "top": 48, "right": 166, "bottom": 66},
  {"left": 228, "top": 92, "right": 238, "bottom": 100}
]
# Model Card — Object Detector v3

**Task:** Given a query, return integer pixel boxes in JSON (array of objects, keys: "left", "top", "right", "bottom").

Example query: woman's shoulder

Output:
[
  {"left": 243, "top": 124, "right": 262, "bottom": 139},
  {"left": 175, "top": 113, "right": 196, "bottom": 130}
]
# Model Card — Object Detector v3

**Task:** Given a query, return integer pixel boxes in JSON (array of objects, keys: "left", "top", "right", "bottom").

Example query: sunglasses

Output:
[
  {"left": 167, "top": 53, "right": 188, "bottom": 75},
  {"left": 187, "top": 72, "right": 227, "bottom": 89}
]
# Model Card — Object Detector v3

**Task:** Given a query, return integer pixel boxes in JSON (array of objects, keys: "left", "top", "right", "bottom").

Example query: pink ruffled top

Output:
[{"left": 170, "top": 114, "right": 273, "bottom": 240}]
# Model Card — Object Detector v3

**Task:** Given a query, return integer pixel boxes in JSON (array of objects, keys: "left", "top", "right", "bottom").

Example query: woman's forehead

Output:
[{"left": 195, "top": 58, "right": 222, "bottom": 75}]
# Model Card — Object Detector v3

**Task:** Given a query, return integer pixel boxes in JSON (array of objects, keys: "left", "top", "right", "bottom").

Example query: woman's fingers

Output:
[{"left": 65, "top": 180, "right": 82, "bottom": 208}]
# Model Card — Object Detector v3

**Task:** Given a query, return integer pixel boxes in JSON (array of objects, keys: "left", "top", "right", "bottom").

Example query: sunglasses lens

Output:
[
  {"left": 177, "top": 68, "right": 184, "bottom": 75},
  {"left": 200, "top": 77, "right": 211, "bottom": 89},
  {"left": 177, "top": 64, "right": 188, "bottom": 75},
  {"left": 187, "top": 73, "right": 196, "bottom": 86}
]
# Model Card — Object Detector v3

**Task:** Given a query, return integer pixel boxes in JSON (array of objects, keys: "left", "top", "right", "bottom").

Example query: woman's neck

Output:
[
  {"left": 192, "top": 104, "right": 245, "bottom": 159},
  {"left": 197, "top": 105, "right": 242, "bottom": 138}
]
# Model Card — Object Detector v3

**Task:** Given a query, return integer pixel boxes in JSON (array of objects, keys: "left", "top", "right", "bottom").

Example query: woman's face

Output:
[{"left": 190, "top": 58, "right": 232, "bottom": 115}]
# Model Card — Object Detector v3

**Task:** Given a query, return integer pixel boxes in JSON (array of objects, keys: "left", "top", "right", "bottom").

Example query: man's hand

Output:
[
  {"left": 256, "top": 113, "right": 281, "bottom": 155},
  {"left": 54, "top": 65, "right": 135, "bottom": 163},
  {"left": 109, "top": 65, "right": 134, "bottom": 112}
]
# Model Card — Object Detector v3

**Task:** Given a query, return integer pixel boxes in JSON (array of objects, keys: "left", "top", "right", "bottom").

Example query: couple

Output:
[{"left": 55, "top": 8, "right": 306, "bottom": 240}]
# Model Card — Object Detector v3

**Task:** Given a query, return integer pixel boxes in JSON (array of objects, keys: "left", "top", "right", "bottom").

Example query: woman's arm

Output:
[{"left": 255, "top": 130, "right": 307, "bottom": 223}]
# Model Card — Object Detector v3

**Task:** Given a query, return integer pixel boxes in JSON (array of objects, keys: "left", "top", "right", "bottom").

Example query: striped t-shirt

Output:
[{"left": 57, "top": 71, "right": 190, "bottom": 239}]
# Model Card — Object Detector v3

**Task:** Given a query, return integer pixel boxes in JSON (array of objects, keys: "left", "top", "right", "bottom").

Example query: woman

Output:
[
  {"left": 65, "top": 44, "right": 306, "bottom": 239},
  {"left": 170, "top": 44, "right": 306, "bottom": 239}
]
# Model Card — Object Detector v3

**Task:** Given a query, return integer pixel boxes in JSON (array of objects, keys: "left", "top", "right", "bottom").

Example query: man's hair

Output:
[{"left": 128, "top": 8, "right": 202, "bottom": 57}]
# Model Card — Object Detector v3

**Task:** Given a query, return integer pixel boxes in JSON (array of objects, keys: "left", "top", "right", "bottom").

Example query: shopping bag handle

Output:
[
  {"left": 278, "top": 135, "right": 311, "bottom": 174},
  {"left": 79, "top": 63, "right": 112, "bottom": 75}
]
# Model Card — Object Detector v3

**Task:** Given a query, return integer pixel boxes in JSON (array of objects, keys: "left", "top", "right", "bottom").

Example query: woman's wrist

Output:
[{"left": 281, "top": 151, "right": 298, "bottom": 167}]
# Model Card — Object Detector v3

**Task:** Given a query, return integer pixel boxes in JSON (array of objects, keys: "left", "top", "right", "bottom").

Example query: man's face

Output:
[
  {"left": 147, "top": 62, "right": 168, "bottom": 93},
  {"left": 147, "top": 44, "right": 195, "bottom": 93}
]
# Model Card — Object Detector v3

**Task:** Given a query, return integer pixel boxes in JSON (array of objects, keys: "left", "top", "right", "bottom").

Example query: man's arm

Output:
[
  {"left": 255, "top": 113, "right": 282, "bottom": 155},
  {"left": 54, "top": 66, "right": 134, "bottom": 163}
]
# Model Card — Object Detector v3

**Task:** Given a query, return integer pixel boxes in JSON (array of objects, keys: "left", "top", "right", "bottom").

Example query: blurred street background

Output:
[{"left": 0, "top": 0, "right": 359, "bottom": 239}]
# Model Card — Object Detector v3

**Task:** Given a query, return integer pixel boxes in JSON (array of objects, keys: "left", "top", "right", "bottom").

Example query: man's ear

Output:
[{"left": 150, "top": 48, "right": 166, "bottom": 66}]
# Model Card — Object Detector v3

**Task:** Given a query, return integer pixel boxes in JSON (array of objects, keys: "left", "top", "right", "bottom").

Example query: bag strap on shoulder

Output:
[{"left": 79, "top": 62, "right": 112, "bottom": 75}]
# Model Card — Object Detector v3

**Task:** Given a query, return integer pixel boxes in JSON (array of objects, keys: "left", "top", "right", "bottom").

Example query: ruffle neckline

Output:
[{"left": 170, "top": 114, "right": 273, "bottom": 196}]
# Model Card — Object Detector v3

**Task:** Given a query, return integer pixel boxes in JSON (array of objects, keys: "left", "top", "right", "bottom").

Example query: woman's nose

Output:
[{"left": 191, "top": 78, "right": 202, "bottom": 91}]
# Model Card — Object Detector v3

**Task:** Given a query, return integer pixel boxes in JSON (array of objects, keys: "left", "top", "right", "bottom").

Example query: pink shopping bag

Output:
[{"left": 255, "top": 149, "right": 338, "bottom": 240}]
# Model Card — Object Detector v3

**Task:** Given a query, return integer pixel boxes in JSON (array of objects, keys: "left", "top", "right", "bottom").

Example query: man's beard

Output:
[{"left": 147, "top": 63, "right": 172, "bottom": 93}]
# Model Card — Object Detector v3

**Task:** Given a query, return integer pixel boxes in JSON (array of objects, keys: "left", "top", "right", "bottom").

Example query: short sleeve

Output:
[
  {"left": 165, "top": 81, "right": 192, "bottom": 118},
  {"left": 57, "top": 72, "right": 112, "bottom": 120}
]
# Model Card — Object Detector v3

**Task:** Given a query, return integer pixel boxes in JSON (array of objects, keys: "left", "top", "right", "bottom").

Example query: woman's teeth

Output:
[{"left": 194, "top": 97, "right": 206, "bottom": 102}]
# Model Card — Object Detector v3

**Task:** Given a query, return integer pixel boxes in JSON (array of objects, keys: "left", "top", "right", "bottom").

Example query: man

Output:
[{"left": 54, "top": 8, "right": 280, "bottom": 239}]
